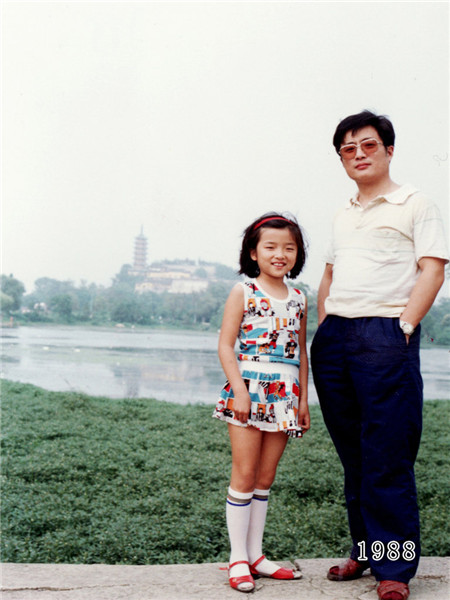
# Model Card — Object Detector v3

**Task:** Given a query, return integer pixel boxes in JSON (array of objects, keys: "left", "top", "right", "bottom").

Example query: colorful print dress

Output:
[{"left": 212, "top": 280, "right": 306, "bottom": 438}]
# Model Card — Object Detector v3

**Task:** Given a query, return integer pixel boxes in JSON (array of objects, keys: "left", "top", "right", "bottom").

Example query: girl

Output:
[{"left": 213, "top": 212, "right": 310, "bottom": 593}]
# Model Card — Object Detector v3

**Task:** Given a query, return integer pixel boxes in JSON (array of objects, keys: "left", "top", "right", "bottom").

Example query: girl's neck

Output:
[{"left": 255, "top": 274, "right": 288, "bottom": 300}]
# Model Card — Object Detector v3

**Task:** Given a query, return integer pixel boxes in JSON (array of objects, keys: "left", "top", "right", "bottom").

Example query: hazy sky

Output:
[{"left": 3, "top": 1, "right": 449, "bottom": 294}]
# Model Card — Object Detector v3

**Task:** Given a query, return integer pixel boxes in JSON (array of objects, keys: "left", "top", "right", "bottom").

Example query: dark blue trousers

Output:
[{"left": 311, "top": 316, "right": 423, "bottom": 583}]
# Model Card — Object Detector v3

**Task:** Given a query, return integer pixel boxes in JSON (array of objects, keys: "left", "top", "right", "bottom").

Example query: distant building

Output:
[
  {"left": 132, "top": 227, "right": 148, "bottom": 274},
  {"left": 135, "top": 276, "right": 209, "bottom": 295},
  {"left": 127, "top": 229, "right": 215, "bottom": 294}
]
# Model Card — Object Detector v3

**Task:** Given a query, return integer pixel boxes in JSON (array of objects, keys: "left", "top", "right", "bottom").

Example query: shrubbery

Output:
[{"left": 1, "top": 380, "right": 448, "bottom": 564}]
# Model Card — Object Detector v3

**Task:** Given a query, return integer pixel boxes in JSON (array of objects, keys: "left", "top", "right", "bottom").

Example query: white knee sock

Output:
[
  {"left": 247, "top": 488, "right": 281, "bottom": 576},
  {"left": 226, "top": 487, "right": 253, "bottom": 578}
]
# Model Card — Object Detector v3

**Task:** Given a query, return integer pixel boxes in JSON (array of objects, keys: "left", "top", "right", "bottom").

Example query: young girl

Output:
[{"left": 213, "top": 212, "right": 310, "bottom": 593}]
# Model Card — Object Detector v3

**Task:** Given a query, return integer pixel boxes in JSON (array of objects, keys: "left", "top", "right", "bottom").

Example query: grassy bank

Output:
[{"left": 1, "top": 380, "right": 448, "bottom": 564}]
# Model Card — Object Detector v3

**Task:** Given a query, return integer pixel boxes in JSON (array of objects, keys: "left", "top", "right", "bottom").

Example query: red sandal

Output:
[
  {"left": 228, "top": 560, "right": 255, "bottom": 593},
  {"left": 327, "top": 557, "right": 370, "bottom": 581},
  {"left": 250, "top": 555, "right": 302, "bottom": 580},
  {"left": 377, "top": 580, "right": 410, "bottom": 600}
]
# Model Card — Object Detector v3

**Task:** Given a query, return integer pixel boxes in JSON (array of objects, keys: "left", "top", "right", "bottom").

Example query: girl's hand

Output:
[
  {"left": 298, "top": 400, "right": 310, "bottom": 432},
  {"left": 233, "top": 391, "right": 252, "bottom": 424},
  {"left": 218, "top": 284, "right": 250, "bottom": 425}
]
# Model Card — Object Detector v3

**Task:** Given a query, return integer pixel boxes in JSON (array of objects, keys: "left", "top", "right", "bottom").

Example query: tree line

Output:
[{"left": 1, "top": 269, "right": 449, "bottom": 344}]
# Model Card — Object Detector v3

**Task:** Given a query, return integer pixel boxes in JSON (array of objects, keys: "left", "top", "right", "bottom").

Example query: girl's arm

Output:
[
  {"left": 218, "top": 284, "right": 251, "bottom": 424},
  {"left": 298, "top": 296, "right": 310, "bottom": 432}
]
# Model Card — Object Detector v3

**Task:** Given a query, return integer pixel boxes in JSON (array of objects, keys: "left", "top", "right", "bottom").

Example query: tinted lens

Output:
[
  {"left": 340, "top": 145, "right": 357, "bottom": 158},
  {"left": 361, "top": 140, "right": 380, "bottom": 154}
]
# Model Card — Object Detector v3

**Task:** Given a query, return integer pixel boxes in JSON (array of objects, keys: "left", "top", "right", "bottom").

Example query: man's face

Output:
[{"left": 339, "top": 125, "right": 393, "bottom": 184}]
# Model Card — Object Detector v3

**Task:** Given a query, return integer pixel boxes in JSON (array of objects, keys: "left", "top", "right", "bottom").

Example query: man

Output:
[{"left": 311, "top": 110, "right": 448, "bottom": 600}]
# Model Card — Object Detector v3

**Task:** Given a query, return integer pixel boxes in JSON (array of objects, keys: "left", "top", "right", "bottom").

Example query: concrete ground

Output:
[{"left": 1, "top": 557, "right": 448, "bottom": 600}]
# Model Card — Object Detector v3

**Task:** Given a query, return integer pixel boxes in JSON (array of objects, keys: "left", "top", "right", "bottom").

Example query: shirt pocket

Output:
[{"left": 369, "top": 228, "right": 412, "bottom": 261}]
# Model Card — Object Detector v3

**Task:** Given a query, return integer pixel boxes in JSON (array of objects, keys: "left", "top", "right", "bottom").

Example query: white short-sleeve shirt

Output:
[{"left": 324, "top": 184, "right": 449, "bottom": 318}]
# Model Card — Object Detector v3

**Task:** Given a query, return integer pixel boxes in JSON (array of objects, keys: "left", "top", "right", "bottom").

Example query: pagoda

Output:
[{"left": 133, "top": 227, "right": 148, "bottom": 273}]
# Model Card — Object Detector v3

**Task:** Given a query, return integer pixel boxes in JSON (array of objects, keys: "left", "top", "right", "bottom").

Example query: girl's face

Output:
[{"left": 250, "top": 227, "right": 297, "bottom": 279}]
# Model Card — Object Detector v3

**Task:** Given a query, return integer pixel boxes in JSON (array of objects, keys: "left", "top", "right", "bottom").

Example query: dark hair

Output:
[
  {"left": 239, "top": 212, "right": 307, "bottom": 279},
  {"left": 332, "top": 110, "right": 395, "bottom": 154}
]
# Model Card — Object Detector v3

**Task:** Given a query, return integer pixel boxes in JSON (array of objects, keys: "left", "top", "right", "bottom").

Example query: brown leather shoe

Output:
[
  {"left": 377, "top": 580, "right": 410, "bottom": 600},
  {"left": 327, "top": 557, "right": 370, "bottom": 581}
]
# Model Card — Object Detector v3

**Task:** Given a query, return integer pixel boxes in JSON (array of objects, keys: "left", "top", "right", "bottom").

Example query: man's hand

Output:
[
  {"left": 317, "top": 264, "right": 333, "bottom": 324},
  {"left": 400, "top": 257, "right": 446, "bottom": 328}
]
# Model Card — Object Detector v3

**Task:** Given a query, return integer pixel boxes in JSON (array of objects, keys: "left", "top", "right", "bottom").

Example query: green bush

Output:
[{"left": 1, "top": 380, "right": 448, "bottom": 564}]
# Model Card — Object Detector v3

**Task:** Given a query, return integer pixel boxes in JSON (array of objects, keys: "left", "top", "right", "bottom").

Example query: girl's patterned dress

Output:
[{"left": 212, "top": 280, "right": 306, "bottom": 438}]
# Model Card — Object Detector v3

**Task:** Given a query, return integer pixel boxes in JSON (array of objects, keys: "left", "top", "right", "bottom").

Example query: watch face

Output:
[{"left": 401, "top": 322, "right": 414, "bottom": 335}]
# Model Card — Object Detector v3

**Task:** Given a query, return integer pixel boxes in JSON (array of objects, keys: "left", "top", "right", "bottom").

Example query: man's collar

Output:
[{"left": 347, "top": 183, "right": 418, "bottom": 208}]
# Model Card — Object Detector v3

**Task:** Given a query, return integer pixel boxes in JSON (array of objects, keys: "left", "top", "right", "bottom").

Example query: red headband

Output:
[{"left": 254, "top": 217, "right": 293, "bottom": 230}]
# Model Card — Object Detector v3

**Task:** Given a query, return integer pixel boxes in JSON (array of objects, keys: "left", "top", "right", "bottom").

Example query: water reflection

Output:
[
  {"left": 111, "top": 364, "right": 141, "bottom": 398},
  {"left": 107, "top": 345, "right": 231, "bottom": 403},
  {"left": 1, "top": 326, "right": 449, "bottom": 404}
]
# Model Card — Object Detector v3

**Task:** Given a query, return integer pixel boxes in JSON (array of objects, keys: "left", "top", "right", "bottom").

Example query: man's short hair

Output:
[{"left": 332, "top": 110, "right": 396, "bottom": 154}]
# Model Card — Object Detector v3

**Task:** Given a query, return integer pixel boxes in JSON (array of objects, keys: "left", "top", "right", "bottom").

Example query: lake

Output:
[{"left": 1, "top": 325, "right": 449, "bottom": 405}]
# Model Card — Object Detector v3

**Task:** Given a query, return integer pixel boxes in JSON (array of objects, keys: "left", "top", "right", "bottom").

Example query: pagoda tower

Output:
[{"left": 133, "top": 227, "right": 148, "bottom": 272}]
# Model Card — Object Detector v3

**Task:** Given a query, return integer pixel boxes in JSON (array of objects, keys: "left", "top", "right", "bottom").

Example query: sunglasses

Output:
[{"left": 339, "top": 138, "right": 384, "bottom": 160}]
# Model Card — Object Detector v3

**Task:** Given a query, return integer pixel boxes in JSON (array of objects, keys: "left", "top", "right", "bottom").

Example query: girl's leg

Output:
[
  {"left": 227, "top": 424, "right": 263, "bottom": 580},
  {"left": 226, "top": 487, "right": 254, "bottom": 587},
  {"left": 248, "top": 431, "right": 289, "bottom": 576},
  {"left": 228, "top": 423, "right": 262, "bottom": 492}
]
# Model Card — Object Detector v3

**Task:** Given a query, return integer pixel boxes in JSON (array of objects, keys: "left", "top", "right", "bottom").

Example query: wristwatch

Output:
[{"left": 399, "top": 320, "right": 415, "bottom": 336}]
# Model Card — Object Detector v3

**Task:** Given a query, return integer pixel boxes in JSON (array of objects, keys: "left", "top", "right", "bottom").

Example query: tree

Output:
[
  {"left": 1, "top": 292, "right": 15, "bottom": 315},
  {"left": 194, "top": 267, "right": 208, "bottom": 279},
  {"left": 422, "top": 297, "right": 450, "bottom": 345},
  {"left": 0, "top": 275, "right": 25, "bottom": 311},
  {"left": 112, "top": 264, "right": 142, "bottom": 289},
  {"left": 32, "top": 278, "right": 75, "bottom": 305},
  {"left": 51, "top": 294, "right": 75, "bottom": 322},
  {"left": 215, "top": 263, "right": 239, "bottom": 280},
  {"left": 110, "top": 298, "right": 142, "bottom": 324},
  {"left": 74, "top": 282, "right": 98, "bottom": 321}
]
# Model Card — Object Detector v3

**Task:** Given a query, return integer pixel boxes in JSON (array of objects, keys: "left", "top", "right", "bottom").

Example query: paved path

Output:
[{"left": 1, "top": 558, "right": 448, "bottom": 600}]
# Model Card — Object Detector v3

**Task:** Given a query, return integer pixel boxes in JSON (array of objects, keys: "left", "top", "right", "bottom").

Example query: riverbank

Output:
[{"left": 1, "top": 380, "right": 449, "bottom": 565}]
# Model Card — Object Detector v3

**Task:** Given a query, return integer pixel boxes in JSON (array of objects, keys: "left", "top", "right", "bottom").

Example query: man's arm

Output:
[
  {"left": 400, "top": 256, "right": 447, "bottom": 331},
  {"left": 317, "top": 263, "right": 333, "bottom": 325}
]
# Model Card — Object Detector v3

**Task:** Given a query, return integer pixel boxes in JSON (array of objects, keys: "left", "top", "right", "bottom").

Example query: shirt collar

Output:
[{"left": 347, "top": 183, "right": 418, "bottom": 208}]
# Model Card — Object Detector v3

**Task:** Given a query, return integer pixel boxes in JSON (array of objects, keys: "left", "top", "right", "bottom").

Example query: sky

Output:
[{"left": 2, "top": 0, "right": 449, "bottom": 295}]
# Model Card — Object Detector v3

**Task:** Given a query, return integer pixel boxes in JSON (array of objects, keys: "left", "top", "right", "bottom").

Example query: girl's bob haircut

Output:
[{"left": 239, "top": 212, "right": 307, "bottom": 279}]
